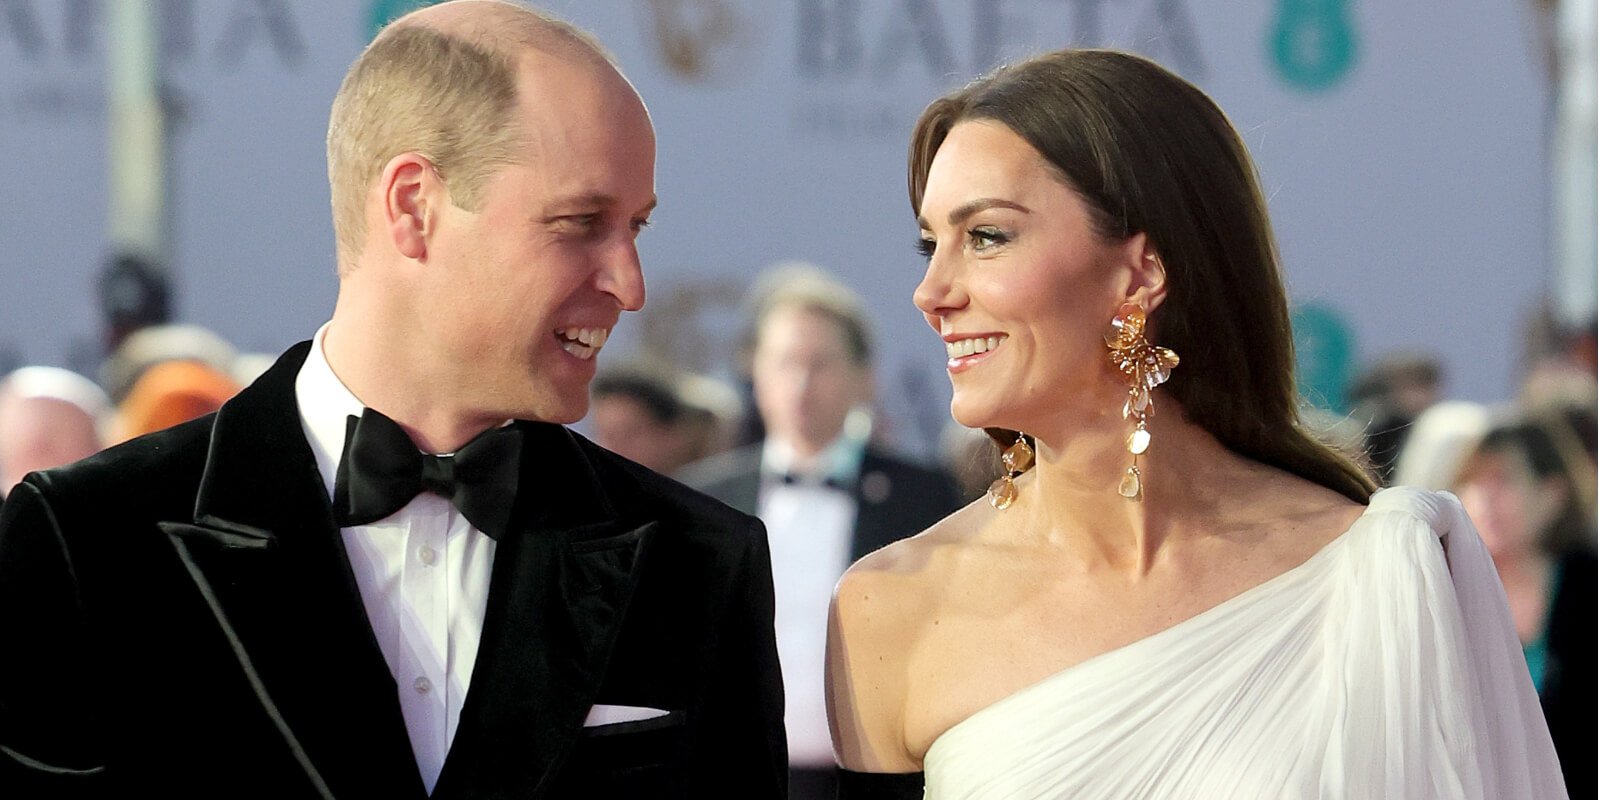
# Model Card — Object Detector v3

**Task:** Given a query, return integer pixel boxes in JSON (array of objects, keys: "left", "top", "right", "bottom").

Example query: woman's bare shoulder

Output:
[
  {"left": 827, "top": 497, "right": 989, "bottom": 772},
  {"left": 1222, "top": 466, "right": 1369, "bottom": 566}
]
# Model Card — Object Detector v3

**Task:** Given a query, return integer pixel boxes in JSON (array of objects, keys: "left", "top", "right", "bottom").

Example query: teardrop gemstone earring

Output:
[{"left": 987, "top": 433, "right": 1034, "bottom": 510}]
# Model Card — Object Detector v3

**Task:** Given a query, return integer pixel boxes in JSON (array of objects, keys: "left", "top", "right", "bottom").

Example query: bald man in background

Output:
[
  {"left": 0, "top": 367, "right": 109, "bottom": 500},
  {"left": 0, "top": 3, "right": 785, "bottom": 798}
]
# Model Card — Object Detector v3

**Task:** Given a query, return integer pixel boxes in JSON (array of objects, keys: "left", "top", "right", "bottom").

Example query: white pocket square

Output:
[{"left": 583, "top": 704, "right": 671, "bottom": 726}]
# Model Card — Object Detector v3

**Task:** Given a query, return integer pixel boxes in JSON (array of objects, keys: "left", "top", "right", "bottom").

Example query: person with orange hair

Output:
[{"left": 110, "top": 359, "right": 241, "bottom": 443}]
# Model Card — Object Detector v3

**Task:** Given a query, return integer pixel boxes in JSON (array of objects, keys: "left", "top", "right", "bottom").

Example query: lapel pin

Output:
[{"left": 860, "top": 471, "right": 891, "bottom": 505}]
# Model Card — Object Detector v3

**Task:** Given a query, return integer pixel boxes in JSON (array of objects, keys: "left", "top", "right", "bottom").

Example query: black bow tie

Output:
[
  {"left": 770, "top": 471, "right": 850, "bottom": 492},
  {"left": 332, "top": 408, "right": 524, "bottom": 540}
]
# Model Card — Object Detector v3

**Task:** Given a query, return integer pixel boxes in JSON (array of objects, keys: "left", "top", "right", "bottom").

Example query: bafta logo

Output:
[{"left": 637, "top": 0, "right": 760, "bottom": 83}]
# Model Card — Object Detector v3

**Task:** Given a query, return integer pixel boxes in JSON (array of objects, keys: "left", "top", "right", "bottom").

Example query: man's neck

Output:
[{"left": 320, "top": 312, "right": 497, "bottom": 454}]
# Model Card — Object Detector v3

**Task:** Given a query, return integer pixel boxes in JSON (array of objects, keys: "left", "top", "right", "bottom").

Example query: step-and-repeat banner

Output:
[{"left": 0, "top": 1, "right": 1550, "bottom": 453}]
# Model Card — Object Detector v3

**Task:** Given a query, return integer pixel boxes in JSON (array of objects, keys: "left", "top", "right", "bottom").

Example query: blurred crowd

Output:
[
  {"left": 0, "top": 265, "right": 1594, "bottom": 797},
  {"left": 0, "top": 324, "right": 258, "bottom": 497}
]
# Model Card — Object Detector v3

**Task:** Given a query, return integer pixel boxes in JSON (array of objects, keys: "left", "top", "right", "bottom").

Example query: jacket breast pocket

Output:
[{"left": 557, "top": 710, "right": 688, "bottom": 796}]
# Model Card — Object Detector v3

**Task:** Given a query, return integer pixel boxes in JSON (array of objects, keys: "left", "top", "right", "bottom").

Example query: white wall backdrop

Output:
[{"left": 0, "top": 1, "right": 1554, "bottom": 454}]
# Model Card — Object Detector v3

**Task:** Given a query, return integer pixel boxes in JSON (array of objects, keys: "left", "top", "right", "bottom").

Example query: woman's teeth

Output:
[{"left": 946, "top": 336, "right": 1001, "bottom": 359}]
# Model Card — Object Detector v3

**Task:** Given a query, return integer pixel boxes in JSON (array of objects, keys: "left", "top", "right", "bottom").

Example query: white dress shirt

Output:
[
  {"left": 294, "top": 324, "right": 496, "bottom": 794},
  {"left": 758, "top": 436, "right": 862, "bottom": 767}
]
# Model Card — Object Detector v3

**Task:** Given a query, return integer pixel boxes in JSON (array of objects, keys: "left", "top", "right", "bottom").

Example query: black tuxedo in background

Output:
[
  {"left": 679, "top": 444, "right": 961, "bottom": 565},
  {"left": 1542, "top": 548, "right": 1596, "bottom": 799},
  {"left": 0, "top": 342, "right": 788, "bottom": 800}
]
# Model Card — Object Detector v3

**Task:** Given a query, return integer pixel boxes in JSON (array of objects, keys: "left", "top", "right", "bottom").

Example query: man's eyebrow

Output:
[
  {"left": 544, "top": 193, "right": 657, "bottom": 217},
  {"left": 916, "top": 197, "right": 1032, "bottom": 230}
]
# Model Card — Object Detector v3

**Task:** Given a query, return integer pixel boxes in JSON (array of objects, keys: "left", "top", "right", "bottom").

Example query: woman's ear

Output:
[{"left": 1119, "top": 233, "right": 1168, "bottom": 312}]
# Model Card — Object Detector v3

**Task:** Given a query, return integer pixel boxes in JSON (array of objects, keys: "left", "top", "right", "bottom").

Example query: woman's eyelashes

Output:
[
  {"left": 915, "top": 226, "right": 1013, "bottom": 260},
  {"left": 969, "top": 226, "right": 1010, "bottom": 252}
]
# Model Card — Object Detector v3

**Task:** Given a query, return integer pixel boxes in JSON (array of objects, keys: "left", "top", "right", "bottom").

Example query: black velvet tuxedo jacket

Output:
[
  {"left": 0, "top": 342, "right": 788, "bottom": 800},
  {"left": 679, "top": 444, "right": 961, "bottom": 564}
]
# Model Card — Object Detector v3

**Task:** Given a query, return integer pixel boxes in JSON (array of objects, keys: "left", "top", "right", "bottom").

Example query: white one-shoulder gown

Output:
[{"left": 922, "top": 488, "right": 1567, "bottom": 799}]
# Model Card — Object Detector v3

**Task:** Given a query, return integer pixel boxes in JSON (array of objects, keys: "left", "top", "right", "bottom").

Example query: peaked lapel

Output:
[
  {"left": 160, "top": 342, "right": 425, "bottom": 800},
  {"left": 850, "top": 449, "right": 903, "bottom": 562},
  {"left": 431, "top": 424, "right": 655, "bottom": 799},
  {"left": 851, "top": 451, "right": 889, "bottom": 563},
  {"left": 721, "top": 450, "right": 762, "bottom": 516},
  {"left": 696, "top": 447, "right": 760, "bottom": 516}
]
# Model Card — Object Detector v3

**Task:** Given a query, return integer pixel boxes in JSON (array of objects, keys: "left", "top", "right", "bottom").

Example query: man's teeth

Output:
[
  {"left": 557, "top": 327, "right": 609, "bottom": 359},
  {"left": 945, "top": 336, "right": 1001, "bottom": 359}
]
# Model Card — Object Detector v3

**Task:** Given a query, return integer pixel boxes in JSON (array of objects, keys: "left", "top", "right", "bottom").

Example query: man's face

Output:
[
  {"left": 751, "top": 304, "right": 869, "bottom": 456},
  {"left": 591, "top": 394, "right": 689, "bottom": 473},
  {"left": 419, "top": 54, "right": 656, "bottom": 425}
]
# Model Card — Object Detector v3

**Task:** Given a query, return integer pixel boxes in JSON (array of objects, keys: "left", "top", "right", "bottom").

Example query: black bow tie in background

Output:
[
  {"left": 333, "top": 408, "right": 524, "bottom": 539},
  {"left": 770, "top": 471, "right": 850, "bottom": 492}
]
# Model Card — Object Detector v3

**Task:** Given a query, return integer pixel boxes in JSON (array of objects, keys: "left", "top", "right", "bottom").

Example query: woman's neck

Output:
[{"left": 1013, "top": 404, "right": 1246, "bottom": 576}]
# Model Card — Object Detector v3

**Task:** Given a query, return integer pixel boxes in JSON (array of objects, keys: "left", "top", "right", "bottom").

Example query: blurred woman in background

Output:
[{"left": 1454, "top": 413, "right": 1596, "bottom": 798}]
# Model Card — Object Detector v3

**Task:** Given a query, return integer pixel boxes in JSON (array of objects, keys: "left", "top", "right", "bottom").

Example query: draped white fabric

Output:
[{"left": 922, "top": 488, "right": 1567, "bottom": 799}]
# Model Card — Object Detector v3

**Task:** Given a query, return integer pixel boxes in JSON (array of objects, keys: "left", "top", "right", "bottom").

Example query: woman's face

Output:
[
  {"left": 913, "top": 120, "right": 1141, "bottom": 435},
  {"left": 1455, "top": 448, "right": 1563, "bottom": 561}
]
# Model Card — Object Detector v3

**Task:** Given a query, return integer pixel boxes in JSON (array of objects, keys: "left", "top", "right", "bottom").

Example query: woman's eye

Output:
[
  {"left": 970, "top": 227, "right": 1009, "bottom": 251},
  {"left": 915, "top": 237, "right": 937, "bottom": 259}
]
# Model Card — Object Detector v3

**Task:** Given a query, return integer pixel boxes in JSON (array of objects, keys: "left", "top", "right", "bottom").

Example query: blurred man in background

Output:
[
  {"left": 591, "top": 365, "right": 697, "bottom": 472},
  {"left": 1349, "top": 354, "right": 1444, "bottom": 483},
  {"left": 0, "top": 366, "right": 109, "bottom": 500},
  {"left": 682, "top": 266, "right": 960, "bottom": 799},
  {"left": 590, "top": 364, "right": 735, "bottom": 473}
]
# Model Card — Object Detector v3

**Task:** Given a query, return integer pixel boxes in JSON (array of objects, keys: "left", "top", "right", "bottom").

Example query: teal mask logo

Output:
[
  {"left": 1291, "top": 303, "right": 1355, "bottom": 411},
  {"left": 367, "top": 0, "right": 444, "bottom": 40},
  {"left": 1269, "top": 0, "right": 1357, "bottom": 92}
]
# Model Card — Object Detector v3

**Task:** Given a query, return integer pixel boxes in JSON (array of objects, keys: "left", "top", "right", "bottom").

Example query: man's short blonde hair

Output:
[
  {"left": 746, "top": 264, "right": 874, "bottom": 367},
  {"left": 325, "top": 2, "right": 611, "bottom": 268}
]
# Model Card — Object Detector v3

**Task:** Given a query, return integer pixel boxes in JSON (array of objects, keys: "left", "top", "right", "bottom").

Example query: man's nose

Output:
[{"left": 600, "top": 241, "right": 646, "bottom": 312}]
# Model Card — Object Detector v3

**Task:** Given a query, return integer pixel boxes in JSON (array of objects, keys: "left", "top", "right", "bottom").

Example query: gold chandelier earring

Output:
[
  {"left": 1104, "top": 302, "right": 1179, "bottom": 500},
  {"left": 987, "top": 432, "right": 1034, "bottom": 510}
]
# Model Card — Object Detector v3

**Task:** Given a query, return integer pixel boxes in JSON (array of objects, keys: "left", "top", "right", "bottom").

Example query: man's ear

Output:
[
  {"left": 1121, "top": 232, "right": 1168, "bottom": 313},
  {"left": 378, "top": 153, "right": 444, "bottom": 261}
]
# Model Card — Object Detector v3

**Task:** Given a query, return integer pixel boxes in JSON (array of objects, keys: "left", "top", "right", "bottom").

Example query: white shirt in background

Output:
[{"left": 759, "top": 435, "right": 863, "bottom": 767}]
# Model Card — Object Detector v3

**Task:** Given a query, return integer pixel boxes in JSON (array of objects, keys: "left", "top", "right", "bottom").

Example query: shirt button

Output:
[
  {"left": 414, "top": 676, "right": 432, "bottom": 695},
  {"left": 418, "top": 545, "right": 438, "bottom": 566}
]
